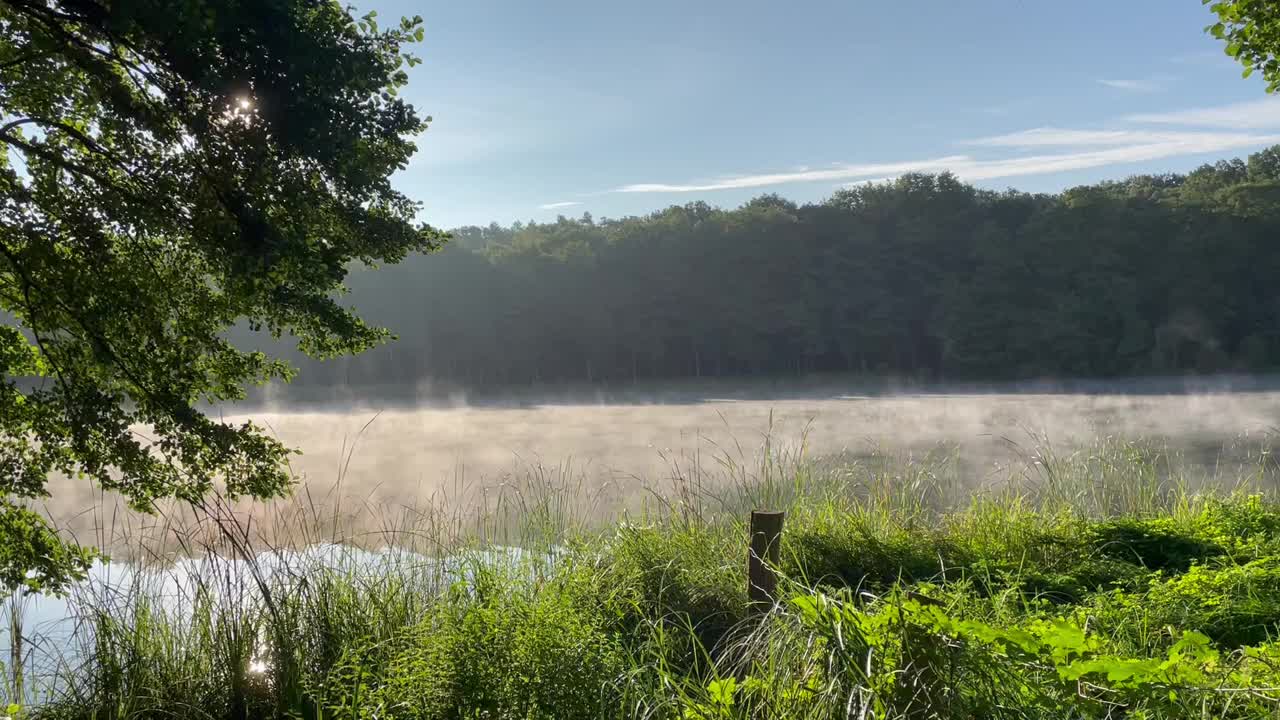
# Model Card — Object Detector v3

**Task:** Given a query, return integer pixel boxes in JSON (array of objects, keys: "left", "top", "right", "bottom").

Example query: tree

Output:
[
  {"left": 1206, "top": 0, "right": 1280, "bottom": 91},
  {"left": 0, "top": 0, "right": 442, "bottom": 593},
  {"left": 280, "top": 145, "right": 1280, "bottom": 390}
]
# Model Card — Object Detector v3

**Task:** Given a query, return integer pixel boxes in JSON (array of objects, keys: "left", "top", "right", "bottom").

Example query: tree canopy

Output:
[
  {"left": 1207, "top": 0, "right": 1280, "bottom": 91},
  {"left": 0, "top": 0, "right": 441, "bottom": 593},
  {"left": 271, "top": 149, "right": 1280, "bottom": 396}
]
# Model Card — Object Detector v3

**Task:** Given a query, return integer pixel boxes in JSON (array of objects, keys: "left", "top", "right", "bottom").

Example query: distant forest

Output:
[{"left": 269, "top": 146, "right": 1280, "bottom": 390}]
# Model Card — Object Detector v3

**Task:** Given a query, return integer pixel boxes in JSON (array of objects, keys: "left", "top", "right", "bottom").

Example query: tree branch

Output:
[
  {"left": 0, "top": 236, "right": 71, "bottom": 397},
  {"left": 0, "top": 117, "right": 123, "bottom": 172},
  {"left": 0, "top": 118, "right": 39, "bottom": 136},
  {"left": 0, "top": 50, "right": 53, "bottom": 71},
  {"left": 0, "top": 130, "right": 116, "bottom": 187},
  {"left": 4, "top": 0, "right": 169, "bottom": 95},
  {"left": 0, "top": 228, "right": 163, "bottom": 418},
  {"left": 29, "top": 115, "right": 128, "bottom": 170}
]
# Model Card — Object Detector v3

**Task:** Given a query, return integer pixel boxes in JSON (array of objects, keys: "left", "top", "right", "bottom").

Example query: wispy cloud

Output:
[
  {"left": 539, "top": 201, "right": 583, "bottom": 210},
  {"left": 1098, "top": 78, "right": 1164, "bottom": 93},
  {"left": 839, "top": 177, "right": 893, "bottom": 188},
  {"left": 963, "top": 127, "right": 1267, "bottom": 148},
  {"left": 613, "top": 139, "right": 1279, "bottom": 194},
  {"left": 611, "top": 101, "right": 1280, "bottom": 195},
  {"left": 615, "top": 157, "right": 972, "bottom": 193},
  {"left": 950, "top": 135, "right": 1280, "bottom": 181},
  {"left": 1125, "top": 98, "right": 1280, "bottom": 129},
  {"left": 1169, "top": 50, "right": 1235, "bottom": 68}
]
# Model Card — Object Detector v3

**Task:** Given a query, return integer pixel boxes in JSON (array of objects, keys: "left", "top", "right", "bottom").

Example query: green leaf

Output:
[
  {"left": 791, "top": 595, "right": 820, "bottom": 622},
  {"left": 706, "top": 678, "right": 736, "bottom": 708}
]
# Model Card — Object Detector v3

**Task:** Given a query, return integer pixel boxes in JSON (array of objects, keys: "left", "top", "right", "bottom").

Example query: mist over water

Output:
[
  {"left": 41, "top": 378, "right": 1280, "bottom": 549},
  {"left": 15, "top": 381, "right": 1280, "bottom": 699}
]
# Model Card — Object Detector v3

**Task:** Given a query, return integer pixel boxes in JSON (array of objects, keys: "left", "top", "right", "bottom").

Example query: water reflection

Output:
[{"left": 1, "top": 543, "right": 539, "bottom": 705}]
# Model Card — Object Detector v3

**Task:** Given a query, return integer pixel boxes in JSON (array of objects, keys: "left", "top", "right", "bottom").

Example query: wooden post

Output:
[
  {"left": 748, "top": 510, "right": 785, "bottom": 607},
  {"left": 9, "top": 595, "right": 23, "bottom": 705}
]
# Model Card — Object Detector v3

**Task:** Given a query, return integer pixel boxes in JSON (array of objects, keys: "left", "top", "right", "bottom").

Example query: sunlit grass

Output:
[{"left": 10, "top": 429, "right": 1280, "bottom": 718}]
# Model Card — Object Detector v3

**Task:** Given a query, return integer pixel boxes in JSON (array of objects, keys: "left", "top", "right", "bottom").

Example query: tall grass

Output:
[{"left": 10, "top": 428, "right": 1280, "bottom": 718}]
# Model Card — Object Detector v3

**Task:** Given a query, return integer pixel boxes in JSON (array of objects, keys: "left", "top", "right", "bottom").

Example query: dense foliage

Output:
[
  {"left": 1207, "top": 0, "right": 1280, "bottom": 92},
  {"left": 0, "top": 1, "right": 441, "bottom": 592},
  {"left": 290, "top": 148, "right": 1280, "bottom": 393}
]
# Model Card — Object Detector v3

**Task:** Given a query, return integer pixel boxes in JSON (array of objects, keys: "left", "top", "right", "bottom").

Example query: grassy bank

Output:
[{"left": 12, "top": 435, "right": 1280, "bottom": 719}]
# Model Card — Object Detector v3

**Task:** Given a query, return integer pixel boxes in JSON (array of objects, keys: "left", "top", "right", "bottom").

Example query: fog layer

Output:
[{"left": 42, "top": 388, "right": 1280, "bottom": 550}]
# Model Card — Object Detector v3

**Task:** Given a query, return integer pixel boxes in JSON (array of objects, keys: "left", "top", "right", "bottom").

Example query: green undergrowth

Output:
[{"left": 16, "top": 438, "right": 1280, "bottom": 719}]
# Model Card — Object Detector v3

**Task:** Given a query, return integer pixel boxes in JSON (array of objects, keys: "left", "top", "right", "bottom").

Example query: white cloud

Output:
[
  {"left": 951, "top": 135, "right": 1280, "bottom": 181},
  {"left": 1125, "top": 98, "right": 1280, "bottom": 129},
  {"left": 609, "top": 99, "right": 1280, "bottom": 195},
  {"left": 615, "top": 132, "right": 1278, "bottom": 195},
  {"left": 615, "top": 156, "right": 972, "bottom": 193},
  {"left": 1098, "top": 78, "right": 1163, "bottom": 93},
  {"left": 539, "top": 201, "right": 583, "bottom": 210},
  {"left": 963, "top": 127, "right": 1268, "bottom": 148},
  {"left": 839, "top": 177, "right": 893, "bottom": 188}
]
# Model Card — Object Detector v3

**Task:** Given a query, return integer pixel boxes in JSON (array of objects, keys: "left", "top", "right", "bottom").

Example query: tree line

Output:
[{"left": 274, "top": 145, "right": 1280, "bottom": 391}]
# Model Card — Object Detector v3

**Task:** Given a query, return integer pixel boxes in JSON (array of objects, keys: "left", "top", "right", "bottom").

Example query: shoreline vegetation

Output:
[
  {"left": 12, "top": 431, "right": 1280, "bottom": 719},
  {"left": 237, "top": 371, "right": 1280, "bottom": 412}
]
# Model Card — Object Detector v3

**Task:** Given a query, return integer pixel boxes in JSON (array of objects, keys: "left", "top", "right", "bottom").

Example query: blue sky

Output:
[{"left": 364, "top": 0, "right": 1280, "bottom": 230}]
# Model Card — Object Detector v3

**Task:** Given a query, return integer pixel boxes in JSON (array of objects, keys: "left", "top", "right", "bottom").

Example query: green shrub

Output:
[
  {"left": 316, "top": 569, "right": 625, "bottom": 719},
  {"left": 591, "top": 524, "right": 748, "bottom": 658}
]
